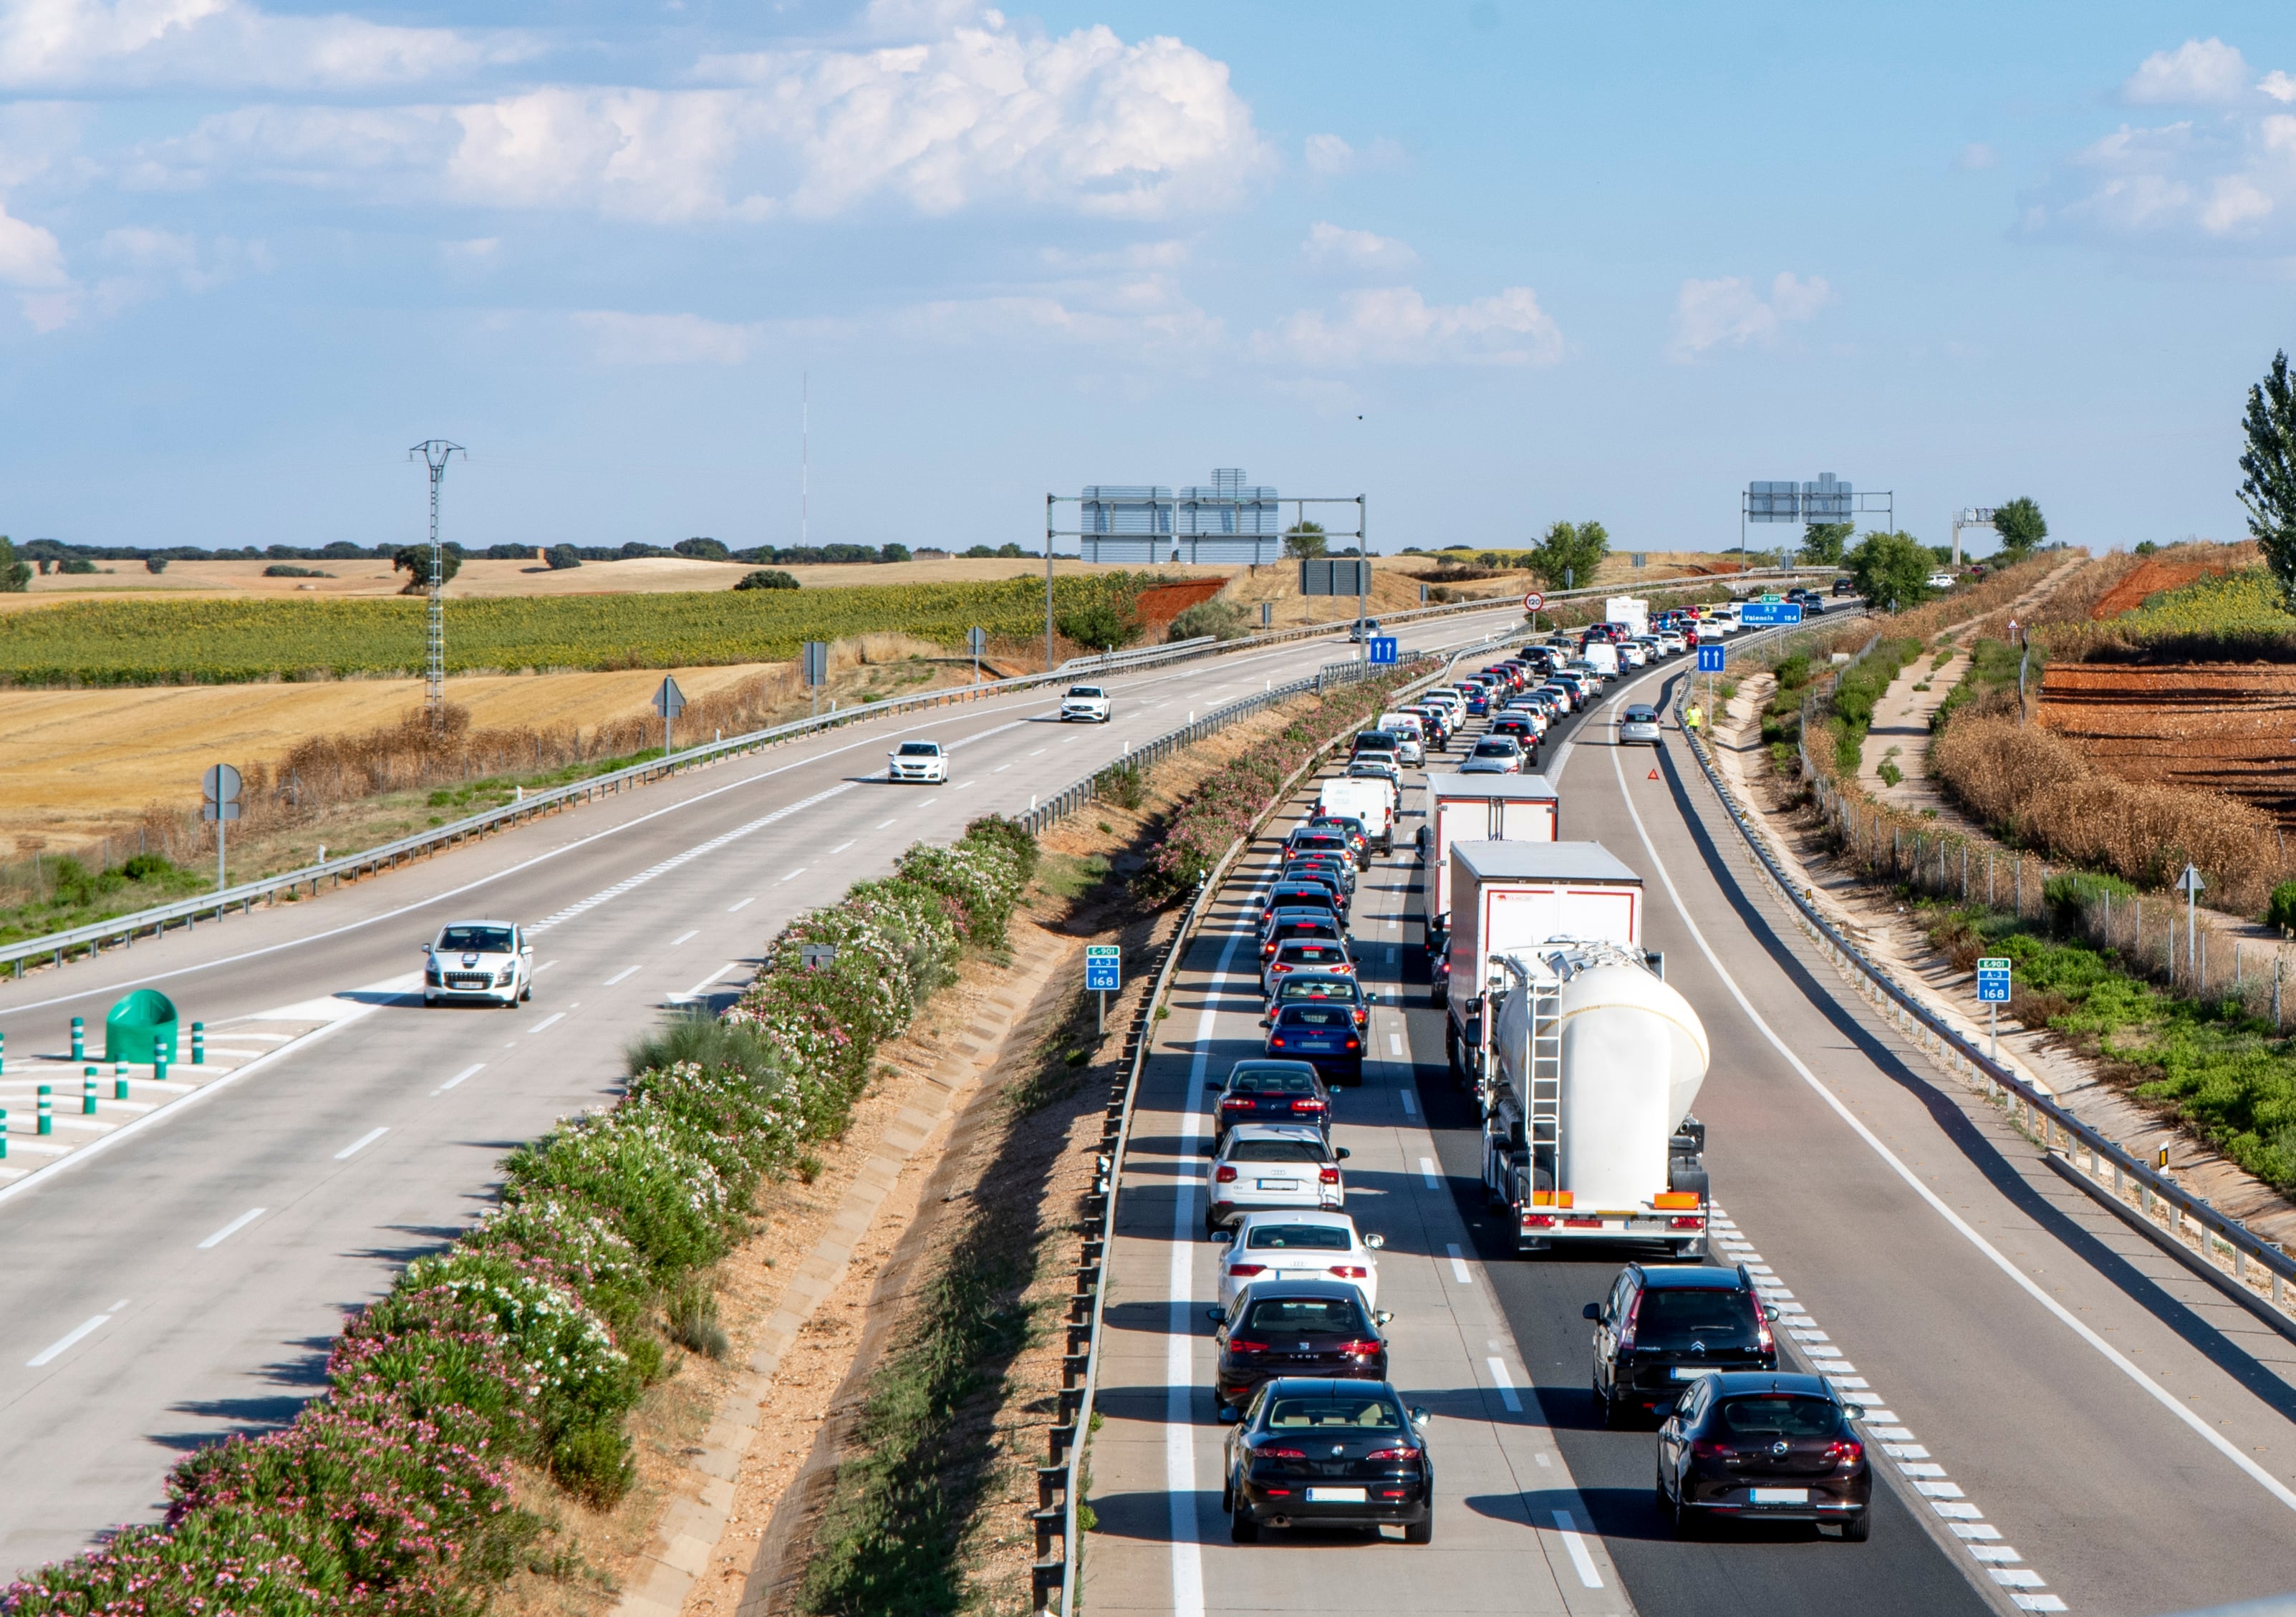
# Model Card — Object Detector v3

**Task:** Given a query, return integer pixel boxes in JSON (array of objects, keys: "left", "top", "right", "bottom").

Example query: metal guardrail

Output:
[
  {"left": 3, "top": 607, "right": 1549, "bottom": 981},
  {"left": 1037, "top": 635, "right": 1507, "bottom": 1614},
  {"left": 1670, "top": 654, "right": 2296, "bottom": 1315}
]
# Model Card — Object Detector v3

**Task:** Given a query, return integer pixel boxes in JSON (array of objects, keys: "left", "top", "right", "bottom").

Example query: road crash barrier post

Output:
[
  {"left": 37, "top": 1086, "right": 52, "bottom": 1135},
  {"left": 0, "top": 1109, "right": 6, "bottom": 1158},
  {"left": 0, "top": 1028, "right": 6, "bottom": 1074}
]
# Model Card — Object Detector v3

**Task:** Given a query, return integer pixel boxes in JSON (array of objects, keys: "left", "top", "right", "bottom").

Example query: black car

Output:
[
  {"left": 1656, "top": 1373, "right": 1871, "bottom": 1540},
  {"left": 1224, "top": 1378, "right": 1432, "bottom": 1544},
  {"left": 1259, "top": 883, "right": 1343, "bottom": 932},
  {"left": 1831, "top": 576, "right": 1856, "bottom": 597},
  {"left": 1265, "top": 971, "right": 1371, "bottom": 1031},
  {"left": 1583, "top": 1263, "right": 1777, "bottom": 1426},
  {"left": 1277, "top": 864, "right": 1351, "bottom": 917},
  {"left": 1207, "top": 1059, "right": 1332, "bottom": 1148},
  {"left": 1284, "top": 849, "right": 1357, "bottom": 894},
  {"left": 1286, "top": 827, "right": 1355, "bottom": 866},
  {"left": 1261, "top": 910, "right": 1345, "bottom": 961},
  {"left": 1210, "top": 1280, "right": 1390, "bottom": 1417},
  {"left": 1266, "top": 1000, "right": 1364, "bottom": 1083}
]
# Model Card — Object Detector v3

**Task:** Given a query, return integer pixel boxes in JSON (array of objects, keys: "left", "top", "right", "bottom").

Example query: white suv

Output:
[
  {"left": 1061, "top": 685, "right": 1112, "bottom": 723},
  {"left": 887, "top": 740, "right": 950, "bottom": 783},
  {"left": 424, "top": 921, "right": 532, "bottom": 1008}
]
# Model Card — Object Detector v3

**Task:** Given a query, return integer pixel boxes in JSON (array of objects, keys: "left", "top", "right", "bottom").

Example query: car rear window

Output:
[
  {"left": 1635, "top": 1288, "right": 1760, "bottom": 1348},
  {"left": 1229, "top": 1071, "right": 1316, "bottom": 1095},
  {"left": 1278, "top": 945, "right": 1349, "bottom": 969},
  {"left": 1265, "top": 1394, "right": 1402, "bottom": 1429},
  {"left": 1277, "top": 978, "right": 1354, "bottom": 1000},
  {"left": 1624, "top": 707, "right": 1656, "bottom": 721},
  {"left": 439, "top": 926, "right": 514, "bottom": 952},
  {"left": 896, "top": 742, "right": 940, "bottom": 756},
  {"left": 1716, "top": 1396, "right": 1842, "bottom": 1439},
  {"left": 1472, "top": 740, "right": 1518, "bottom": 756},
  {"left": 1227, "top": 1138, "right": 1330, "bottom": 1164},
  {"left": 1245, "top": 1224, "right": 1351, "bottom": 1251},
  {"left": 1274, "top": 921, "right": 1338, "bottom": 944},
  {"left": 1241, "top": 1297, "right": 1361, "bottom": 1334},
  {"left": 1277, "top": 1005, "right": 1352, "bottom": 1027}
]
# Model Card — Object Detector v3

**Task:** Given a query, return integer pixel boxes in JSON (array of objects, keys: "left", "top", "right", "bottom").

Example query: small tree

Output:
[
  {"left": 1283, "top": 521, "right": 1328, "bottom": 559},
  {"left": 1528, "top": 519, "right": 1608, "bottom": 591},
  {"left": 1798, "top": 521, "right": 1851, "bottom": 566},
  {"left": 544, "top": 544, "right": 583, "bottom": 571},
  {"left": 393, "top": 544, "right": 464, "bottom": 592},
  {"left": 1993, "top": 496, "right": 2047, "bottom": 556},
  {"left": 1844, "top": 529, "right": 1933, "bottom": 611},
  {"left": 673, "top": 536, "right": 730, "bottom": 561},
  {"left": 1056, "top": 600, "right": 1141, "bottom": 649},
  {"left": 0, "top": 536, "right": 29, "bottom": 592},
  {"left": 2241, "top": 351, "right": 2296, "bottom": 603},
  {"left": 733, "top": 568, "right": 798, "bottom": 590},
  {"left": 145, "top": 555, "right": 169, "bottom": 574}
]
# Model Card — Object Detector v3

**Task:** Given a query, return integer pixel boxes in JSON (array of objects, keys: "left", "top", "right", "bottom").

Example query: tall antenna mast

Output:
[
  {"left": 409, "top": 438, "right": 465, "bottom": 733},
  {"left": 801, "top": 372, "right": 809, "bottom": 549}
]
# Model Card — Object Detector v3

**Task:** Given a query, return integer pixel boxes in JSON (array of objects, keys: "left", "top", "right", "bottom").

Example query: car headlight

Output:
[
  {"left": 425, "top": 967, "right": 442, "bottom": 985},
  {"left": 496, "top": 965, "right": 518, "bottom": 986}
]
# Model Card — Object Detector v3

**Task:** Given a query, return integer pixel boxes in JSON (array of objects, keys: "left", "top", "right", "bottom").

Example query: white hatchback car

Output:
[
  {"left": 1215, "top": 1210, "right": 1386, "bottom": 1311},
  {"left": 1207, "top": 1124, "right": 1349, "bottom": 1232},
  {"left": 887, "top": 740, "right": 950, "bottom": 783},
  {"left": 1061, "top": 685, "right": 1112, "bottom": 723},
  {"left": 424, "top": 920, "right": 533, "bottom": 1008}
]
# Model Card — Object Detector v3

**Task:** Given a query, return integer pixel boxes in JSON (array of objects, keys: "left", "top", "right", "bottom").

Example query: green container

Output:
[{"left": 104, "top": 989, "right": 180, "bottom": 1064}]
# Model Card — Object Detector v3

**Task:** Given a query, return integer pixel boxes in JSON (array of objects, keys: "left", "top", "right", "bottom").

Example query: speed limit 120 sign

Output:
[{"left": 1523, "top": 591, "right": 1545, "bottom": 613}]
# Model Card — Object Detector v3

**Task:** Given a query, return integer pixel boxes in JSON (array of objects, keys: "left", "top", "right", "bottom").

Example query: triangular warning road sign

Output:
[{"left": 1647, "top": 768, "right": 1660, "bottom": 780}]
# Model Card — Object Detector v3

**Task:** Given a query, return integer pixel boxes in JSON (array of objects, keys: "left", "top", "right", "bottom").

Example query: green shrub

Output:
[
  {"left": 737, "top": 568, "right": 800, "bottom": 590},
  {"left": 667, "top": 1284, "right": 730, "bottom": 1359},
  {"left": 1056, "top": 599, "right": 1139, "bottom": 650},
  {"left": 1877, "top": 760, "right": 1903, "bottom": 788},
  {"left": 2045, "top": 870, "right": 2137, "bottom": 926},
  {"left": 120, "top": 852, "right": 173, "bottom": 882},
  {"left": 1097, "top": 759, "right": 1147, "bottom": 811},
  {"left": 551, "top": 1421, "right": 637, "bottom": 1507},
  {"left": 1166, "top": 598, "right": 1248, "bottom": 642}
]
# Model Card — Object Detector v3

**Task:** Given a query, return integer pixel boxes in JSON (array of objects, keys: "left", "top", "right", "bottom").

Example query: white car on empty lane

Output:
[
  {"left": 1216, "top": 1209, "right": 1385, "bottom": 1311},
  {"left": 1061, "top": 685, "right": 1113, "bottom": 723},
  {"left": 887, "top": 740, "right": 950, "bottom": 783},
  {"left": 424, "top": 920, "right": 533, "bottom": 1007}
]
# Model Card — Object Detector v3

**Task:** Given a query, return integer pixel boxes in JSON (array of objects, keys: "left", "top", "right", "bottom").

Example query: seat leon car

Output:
[
  {"left": 1210, "top": 1280, "right": 1390, "bottom": 1418},
  {"left": 1585, "top": 1263, "right": 1778, "bottom": 1426},
  {"left": 887, "top": 740, "right": 949, "bottom": 783},
  {"left": 1206, "top": 1060, "right": 1332, "bottom": 1150},
  {"left": 423, "top": 920, "right": 534, "bottom": 1008},
  {"left": 1618, "top": 705, "right": 1663, "bottom": 745},
  {"left": 1207, "top": 1124, "right": 1348, "bottom": 1232},
  {"left": 1223, "top": 1378, "right": 1431, "bottom": 1543},
  {"left": 1656, "top": 1373, "right": 1871, "bottom": 1540},
  {"left": 1216, "top": 1210, "right": 1384, "bottom": 1311}
]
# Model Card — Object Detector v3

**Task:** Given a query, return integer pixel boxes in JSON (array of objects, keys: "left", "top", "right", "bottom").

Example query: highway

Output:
[
  {"left": 1089, "top": 634, "right": 2296, "bottom": 1617},
  {"left": 0, "top": 604, "right": 1530, "bottom": 1578}
]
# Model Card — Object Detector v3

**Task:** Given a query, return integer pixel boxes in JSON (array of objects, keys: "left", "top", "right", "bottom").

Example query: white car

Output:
[
  {"left": 1927, "top": 571, "right": 1957, "bottom": 589},
  {"left": 1617, "top": 641, "right": 1648, "bottom": 668},
  {"left": 423, "top": 920, "right": 532, "bottom": 1008},
  {"left": 1656, "top": 631, "right": 1686, "bottom": 655},
  {"left": 1462, "top": 738, "right": 1523, "bottom": 774},
  {"left": 1060, "top": 685, "right": 1111, "bottom": 723},
  {"left": 1215, "top": 1210, "right": 1385, "bottom": 1311},
  {"left": 1618, "top": 704, "right": 1663, "bottom": 745},
  {"left": 1207, "top": 1124, "right": 1349, "bottom": 1232},
  {"left": 887, "top": 740, "right": 950, "bottom": 783}
]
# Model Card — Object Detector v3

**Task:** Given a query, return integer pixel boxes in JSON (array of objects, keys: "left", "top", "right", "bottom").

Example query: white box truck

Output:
[
  {"left": 1417, "top": 773, "right": 1560, "bottom": 1000},
  {"left": 1444, "top": 842, "right": 1644, "bottom": 1111},
  {"left": 1480, "top": 940, "right": 1711, "bottom": 1258},
  {"left": 1603, "top": 597, "right": 1651, "bottom": 639},
  {"left": 1318, "top": 773, "right": 1397, "bottom": 853}
]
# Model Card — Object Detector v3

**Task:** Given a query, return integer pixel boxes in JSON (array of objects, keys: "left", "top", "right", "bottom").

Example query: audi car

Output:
[{"left": 1207, "top": 1124, "right": 1349, "bottom": 1231}]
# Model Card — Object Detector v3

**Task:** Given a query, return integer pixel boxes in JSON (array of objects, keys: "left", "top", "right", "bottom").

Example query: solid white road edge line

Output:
[
  {"left": 1608, "top": 736, "right": 2296, "bottom": 1516},
  {"left": 196, "top": 1207, "right": 266, "bottom": 1249},
  {"left": 333, "top": 1126, "right": 387, "bottom": 1161}
]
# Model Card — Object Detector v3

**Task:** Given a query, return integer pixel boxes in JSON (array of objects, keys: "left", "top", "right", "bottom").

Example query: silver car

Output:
[
  {"left": 1618, "top": 704, "right": 1663, "bottom": 745},
  {"left": 1207, "top": 1124, "right": 1349, "bottom": 1232}
]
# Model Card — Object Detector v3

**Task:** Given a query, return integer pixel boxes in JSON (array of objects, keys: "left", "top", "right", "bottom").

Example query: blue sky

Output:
[{"left": 1, "top": 1, "right": 2293, "bottom": 557}]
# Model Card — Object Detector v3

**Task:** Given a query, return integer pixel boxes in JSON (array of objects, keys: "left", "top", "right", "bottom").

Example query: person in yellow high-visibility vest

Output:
[{"left": 1685, "top": 703, "right": 1704, "bottom": 733}]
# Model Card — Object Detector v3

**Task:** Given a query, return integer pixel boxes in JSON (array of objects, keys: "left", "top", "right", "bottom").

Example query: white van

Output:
[
  {"left": 1319, "top": 776, "right": 1397, "bottom": 853},
  {"left": 1579, "top": 642, "right": 1620, "bottom": 678},
  {"left": 1376, "top": 711, "right": 1426, "bottom": 765}
]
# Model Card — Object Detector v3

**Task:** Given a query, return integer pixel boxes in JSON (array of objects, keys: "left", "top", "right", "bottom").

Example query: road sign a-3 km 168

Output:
[
  {"left": 1977, "top": 957, "right": 2012, "bottom": 1004},
  {"left": 1085, "top": 945, "right": 1121, "bottom": 992}
]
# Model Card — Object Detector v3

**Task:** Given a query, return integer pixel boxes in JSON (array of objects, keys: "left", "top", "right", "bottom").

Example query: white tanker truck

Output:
[{"left": 1479, "top": 940, "right": 1712, "bottom": 1259}]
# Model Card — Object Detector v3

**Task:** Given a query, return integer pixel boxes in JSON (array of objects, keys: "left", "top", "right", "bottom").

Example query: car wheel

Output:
[
  {"left": 1221, "top": 1469, "right": 1235, "bottom": 1513},
  {"left": 1596, "top": 1379, "right": 1624, "bottom": 1430},
  {"left": 1230, "top": 1506, "right": 1259, "bottom": 1543},
  {"left": 1404, "top": 1514, "right": 1433, "bottom": 1545},
  {"left": 521, "top": 982, "right": 533, "bottom": 1003},
  {"left": 1841, "top": 1509, "right": 1871, "bottom": 1543},
  {"left": 1670, "top": 1490, "right": 1699, "bottom": 1539},
  {"left": 423, "top": 992, "right": 436, "bottom": 1005}
]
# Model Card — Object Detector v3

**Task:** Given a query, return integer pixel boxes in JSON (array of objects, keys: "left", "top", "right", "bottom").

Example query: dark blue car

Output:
[{"left": 1266, "top": 1001, "right": 1364, "bottom": 1084}]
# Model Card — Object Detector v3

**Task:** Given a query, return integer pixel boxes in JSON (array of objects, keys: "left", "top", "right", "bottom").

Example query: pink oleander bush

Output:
[{"left": 5, "top": 815, "right": 1037, "bottom": 1617}]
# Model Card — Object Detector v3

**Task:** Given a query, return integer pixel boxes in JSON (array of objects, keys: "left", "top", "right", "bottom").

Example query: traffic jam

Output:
[{"left": 1199, "top": 597, "right": 1873, "bottom": 1548}]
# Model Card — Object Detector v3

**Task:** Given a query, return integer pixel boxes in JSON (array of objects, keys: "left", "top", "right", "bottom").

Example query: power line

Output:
[{"left": 409, "top": 439, "right": 465, "bottom": 733}]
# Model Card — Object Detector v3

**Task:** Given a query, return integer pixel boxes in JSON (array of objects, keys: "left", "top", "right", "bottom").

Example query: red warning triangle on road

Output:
[{"left": 1647, "top": 768, "right": 1660, "bottom": 780}]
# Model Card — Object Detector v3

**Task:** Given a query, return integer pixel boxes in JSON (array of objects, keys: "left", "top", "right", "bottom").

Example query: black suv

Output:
[
  {"left": 1830, "top": 576, "right": 1856, "bottom": 597},
  {"left": 1584, "top": 1263, "right": 1777, "bottom": 1426}
]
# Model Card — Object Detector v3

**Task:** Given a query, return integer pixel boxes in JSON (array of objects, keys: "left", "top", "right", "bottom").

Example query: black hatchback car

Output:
[
  {"left": 1207, "top": 1059, "right": 1332, "bottom": 1149},
  {"left": 1584, "top": 1263, "right": 1777, "bottom": 1426},
  {"left": 1656, "top": 1372, "right": 1871, "bottom": 1540},
  {"left": 1210, "top": 1279, "right": 1390, "bottom": 1418},
  {"left": 1224, "top": 1378, "right": 1432, "bottom": 1544}
]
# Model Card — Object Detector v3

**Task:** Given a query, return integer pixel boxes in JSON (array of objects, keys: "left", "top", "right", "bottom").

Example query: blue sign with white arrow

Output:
[
  {"left": 1738, "top": 601, "right": 1805, "bottom": 626},
  {"left": 1367, "top": 635, "right": 1398, "bottom": 666},
  {"left": 1697, "top": 645, "right": 1726, "bottom": 673}
]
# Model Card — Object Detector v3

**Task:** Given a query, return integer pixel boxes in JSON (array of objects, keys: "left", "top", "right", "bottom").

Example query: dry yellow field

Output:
[{"left": 0, "top": 664, "right": 778, "bottom": 855}]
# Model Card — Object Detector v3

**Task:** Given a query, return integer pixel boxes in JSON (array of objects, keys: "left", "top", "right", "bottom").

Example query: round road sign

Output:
[{"left": 1523, "top": 591, "right": 1545, "bottom": 612}]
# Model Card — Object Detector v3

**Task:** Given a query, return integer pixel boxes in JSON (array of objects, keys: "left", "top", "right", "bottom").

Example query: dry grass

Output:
[{"left": 1931, "top": 713, "right": 2290, "bottom": 913}]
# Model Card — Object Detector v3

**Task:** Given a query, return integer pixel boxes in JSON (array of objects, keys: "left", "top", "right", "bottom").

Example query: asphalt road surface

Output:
[
  {"left": 0, "top": 605, "right": 1530, "bottom": 1577},
  {"left": 1088, "top": 636, "right": 2296, "bottom": 1617}
]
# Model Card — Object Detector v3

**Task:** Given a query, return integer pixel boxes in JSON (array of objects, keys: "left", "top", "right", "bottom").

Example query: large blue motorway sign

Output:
[
  {"left": 1738, "top": 601, "right": 1805, "bottom": 626},
  {"left": 1367, "top": 636, "right": 1398, "bottom": 665},
  {"left": 1697, "top": 645, "right": 1726, "bottom": 673}
]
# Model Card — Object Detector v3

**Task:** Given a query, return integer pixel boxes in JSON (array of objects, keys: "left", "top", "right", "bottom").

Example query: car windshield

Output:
[
  {"left": 1635, "top": 1288, "right": 1760, "bottom": 1348},
  {"left": 1264, "top": 1394, "right": 1402, "bottom": 1430},
  {"left": 1230, "top": 1071, "right": 1317, "bottom": 1095},
  {"left": 1277, "top": 1005, "right": 1353, "bottom": 1027},
  {"left": 1227, "top": 1138, "right": 1330, "bottom": 1164},
  {"left": 439, "top": 925, "right": 514, "bottom": 952},
  {"left": 1715, "top": 1396, "right": 1842, "bottom": 1439},
  {"left": 1067, "top": 687, "right": 1104, "bottom": 698},
  {"left": 1246, "top": 1224, "right": 1352, "bottom": 1251},
  {"left": 897, "top": 743, "right": 941, "bottom": 756},
  {"left": 1241, "top": 1297, "right": 1361, "bottom": 1334}
]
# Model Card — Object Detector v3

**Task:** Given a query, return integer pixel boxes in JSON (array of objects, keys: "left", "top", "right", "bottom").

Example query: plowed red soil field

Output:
[
  {"left": 2087, "top": 556, "right": 2234, "bottom": 619},
  {"left": 2040, "top": 662, "right": 2296, "bottom": 820}
]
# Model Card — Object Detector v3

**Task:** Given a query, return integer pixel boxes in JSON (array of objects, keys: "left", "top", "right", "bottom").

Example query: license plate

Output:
[
  {"left": 1306, "top": 1487, "right": 1367, "bottom": 1503},
  {"left": 1671, "top": 1366, "right": 1718, "bottom": 1380},
  {"left": 1258, "top": 1179, "right": 1301, "bottom": 1191},
  {"left": 1627, "top": 1216, "right": 1666, "bottom": 1230},
  {"left": 1749, "top": 1487, "right": 1808, "bottom": 1504}
]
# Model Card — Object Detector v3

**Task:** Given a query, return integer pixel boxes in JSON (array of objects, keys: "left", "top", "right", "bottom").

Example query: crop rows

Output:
[{"left": 0, "top": 574, "right": 1159, "bottom": 685}]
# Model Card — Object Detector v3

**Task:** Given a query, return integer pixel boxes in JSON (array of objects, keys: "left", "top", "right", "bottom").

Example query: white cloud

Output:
[
  {"left": 132, "top": 13, "right": 1271, "bottom": 223},
  {"left": 2123, "top": 38, "right": 2250, "bottom": 105},
  {"left": 1257, "top": 285, "right": 1562, "bottom": 368},
  {"left": 0, "top": 0, "right": 528, "bottom": 91},
  {"left": 2264, "top": 70, "right": 2296, "bottom": 104},
  {"left": 0, "top": 198, "right": 67, "bottom": 288},
  {"left": 1955, "top": 142, "right": 1999, "bottom": 172},
  {"left": 574, "top": 310, "right": 763, "bottom": 365},
  {"left": 1668, "top": 271, "right": 1832, "bottom": 361},
  {"left": 1302, "top": 220, "right": 1415, "bottom": 274},
  {"left": 2021, "top": 98, "right": 2296, "bottom": 250}
]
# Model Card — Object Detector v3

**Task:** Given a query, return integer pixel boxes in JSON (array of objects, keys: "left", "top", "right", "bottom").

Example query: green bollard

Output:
[
  {"left": 70, "top": 1016, "right": 84, "bottom": 1061},
  {"left": 1, "top": 1028, "right": 7, "bottom": 1076},
  {"left": 37, "top": 1085, "right": 52, "bottom": 1135},
  {"left": 155, "top": 1054, "right": 168, "bottom": 1083},
  {"left": 191, "top": 1022, "right": 205, "bottom": 1066},
  {"left": 0, "top": 1106, "right": 8, "bottom": 1159},
  {"left": 83, "top": 1066, "right": 97, "bottom": 1115},
  {"left": 115, "top": 1062, "right": 129, "bottom": 1101}
]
